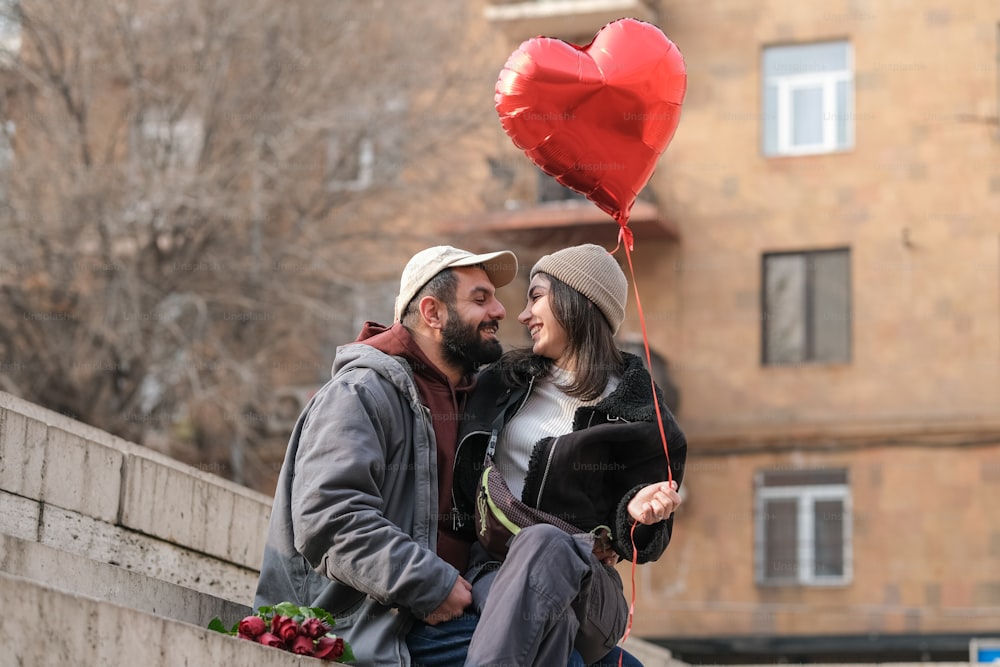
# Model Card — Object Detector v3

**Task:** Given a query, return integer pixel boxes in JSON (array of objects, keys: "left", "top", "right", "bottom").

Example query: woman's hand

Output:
[{"left": 627, "top": 481, "right": 681, "bottom": 525}]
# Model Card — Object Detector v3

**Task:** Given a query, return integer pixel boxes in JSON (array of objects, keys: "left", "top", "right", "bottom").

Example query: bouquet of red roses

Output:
[{"left": 209, "top": 602, "right": 354, "bottom": 663}]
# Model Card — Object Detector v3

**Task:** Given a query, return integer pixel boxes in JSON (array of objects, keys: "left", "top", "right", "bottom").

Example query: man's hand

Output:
[
  {"left": 627, "top": 480, "right": 681, "bottom": 525},
  {"left": 593, "top": 543, "right": 619, "bottom": 566},
  {"left": 591, "top": 526, "right": 618, "bottom": 566},
  {"left": 423, "top": 575, "right": 472, "bottom": 625}
]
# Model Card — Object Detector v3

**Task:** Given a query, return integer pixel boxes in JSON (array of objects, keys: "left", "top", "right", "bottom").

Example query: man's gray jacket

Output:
[{"left": 255, "top": 343, "right": 459, "bottom": 667}]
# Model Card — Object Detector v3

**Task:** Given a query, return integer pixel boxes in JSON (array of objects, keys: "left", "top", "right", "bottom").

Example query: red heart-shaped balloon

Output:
[{"left": 496, "top": 18, "right": 686, "bottom": 228}]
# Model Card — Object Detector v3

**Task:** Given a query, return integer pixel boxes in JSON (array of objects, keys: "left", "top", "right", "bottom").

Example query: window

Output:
[
  {"left": 0, "top": 119, "right": 13, "bottom": 170},
  {"left": 537, "top": 171, "right": 587, "bottom": 204},
  {"left": 327, "top": 135, "right": 374, "bottom": 191},
  {"left": 0, "top": 120, "right": 13, "bottom": 199},
  {"left": 762, "top": 41, "right": 853, "bottom": 156},
  {"left": 762, "top": 248, "right": 851, "bottom": 365},
  {"left": 0, "top": 0, "right": 20, "bottom": 55},
  {"left": 755, "top": 468, "right": 852, "bottom": 585},
  {"left": 133, "top": 109, "right": 204, "bottom": 171}
]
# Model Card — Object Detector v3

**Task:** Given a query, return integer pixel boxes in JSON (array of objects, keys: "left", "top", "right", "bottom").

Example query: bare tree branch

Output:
[{"left": 0, "top": 0, "right": 497, "bottom": 490}]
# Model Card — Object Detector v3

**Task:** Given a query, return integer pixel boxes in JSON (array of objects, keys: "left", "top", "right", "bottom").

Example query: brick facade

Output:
[{"left": 471, "top": 0, "right": 1000, "bottom": 647}]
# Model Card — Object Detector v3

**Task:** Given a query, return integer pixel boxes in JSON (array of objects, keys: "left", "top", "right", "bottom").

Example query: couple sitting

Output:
[{"left": 255, "top": 243, "right": 687, "bottom": 667}]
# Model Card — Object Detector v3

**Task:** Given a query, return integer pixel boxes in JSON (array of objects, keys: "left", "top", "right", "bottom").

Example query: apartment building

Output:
[{"left": 470, "top": 0, "right": 1000, "bottom": 661}]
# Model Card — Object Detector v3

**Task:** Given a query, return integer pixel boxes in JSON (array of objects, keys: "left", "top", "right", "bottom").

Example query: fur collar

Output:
[{"left": 574, "top": 352, "right": 662, "bottom": 429}]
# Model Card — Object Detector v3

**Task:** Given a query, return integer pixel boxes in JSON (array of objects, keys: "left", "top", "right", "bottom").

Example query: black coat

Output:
[{"left": 454, "top": 352, "right": 687, "bottom": 563}]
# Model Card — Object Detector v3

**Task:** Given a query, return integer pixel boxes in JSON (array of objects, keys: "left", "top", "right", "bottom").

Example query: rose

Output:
[
  {"left": 207, "top": 602, "right": 352, "bottom": 662},
  {"left": 301, "top": 617, "right": 332, "bottom": 639},
  {"left": 237, "top": 615, "right": 266, "bottom": 639},
  {"left": 290, "top": 634, "right": 315, "bottom": 656},
  {"left": 257, "top": 632, "right": 284, "bottom": 648},
  {"left": 271, "top": 615, "right": 299, "bottom": 642},
  {"left": 314, "top": 636, "right": 345, "bottom": 660}
]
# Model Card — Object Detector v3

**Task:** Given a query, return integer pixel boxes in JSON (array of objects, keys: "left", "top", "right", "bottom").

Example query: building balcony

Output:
[
  {"left": 463, "top": 160, "right": 679, "bottom": 246},
  {"left": 447, "top": 197, "right": 678, "bottom": 248},
  {"left": 484, "top": 0, "right": 658, "bottom": 42}
]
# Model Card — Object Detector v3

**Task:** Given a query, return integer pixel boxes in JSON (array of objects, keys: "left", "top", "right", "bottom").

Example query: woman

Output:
[{"left": 454, "top": 244, "right": 688, "bottom": 667}]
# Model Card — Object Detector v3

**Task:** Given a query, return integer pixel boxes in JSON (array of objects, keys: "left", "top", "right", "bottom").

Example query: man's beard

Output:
[{"left": 441, "top": 305, "right": 502, "bottom": 374}]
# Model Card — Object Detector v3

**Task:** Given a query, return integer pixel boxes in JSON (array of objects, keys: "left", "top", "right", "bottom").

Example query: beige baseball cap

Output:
[{"left": 394, "top": 246, "right": 518, "bottom": 322}]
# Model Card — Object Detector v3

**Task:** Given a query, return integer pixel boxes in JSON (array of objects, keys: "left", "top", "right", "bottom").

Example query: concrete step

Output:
[
  {"left": 0, "top": 487, "right": 259, "bottom": 604},
  {"left": 0, "top": 532, "right": 250, "bottom": 629},
  {"left": 0, "top": 390, "right": 271, "bottom": 603},
  {"left": 0, "top": 571, "right": 348, "bottom": 666}
]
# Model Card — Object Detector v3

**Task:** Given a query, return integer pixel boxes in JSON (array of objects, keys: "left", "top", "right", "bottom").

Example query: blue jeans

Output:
[
  {"left": 406, "top": 612, "right": 478, "bottom": 667},
  {"left": 405, "top": 612, "right": 642, "bottom": 667}
]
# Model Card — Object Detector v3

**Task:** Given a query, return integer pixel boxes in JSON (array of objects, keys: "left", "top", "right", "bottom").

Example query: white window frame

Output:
[
  {"left": 754, "top": 472, "right": 853, "bottom": 586},
  {"left": 763, "top": 42, "right": 854, "bottom": 156},
  {"left": 773, "top": 71, "right": 851, "bottom": 155}
]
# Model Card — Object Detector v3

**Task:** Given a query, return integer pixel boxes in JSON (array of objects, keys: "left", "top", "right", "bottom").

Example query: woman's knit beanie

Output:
[{"left": 530, "top": 244, "right": 628, "bottom": 334}]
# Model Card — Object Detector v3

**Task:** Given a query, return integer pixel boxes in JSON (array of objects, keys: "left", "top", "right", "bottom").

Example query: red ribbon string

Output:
[
  {"left": 611, "top": 221, "right": 673, "bottom": 667},
  {"left": 616, "top": 222, "right": 672, "bottom": 481},
  {"left": 617, "top": 521, "right": 641, "bottom": 667}
]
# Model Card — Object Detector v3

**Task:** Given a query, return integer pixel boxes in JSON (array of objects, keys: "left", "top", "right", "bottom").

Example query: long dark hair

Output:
[{"left": 500, "top": 273, "right": 622, "bottom": 400}]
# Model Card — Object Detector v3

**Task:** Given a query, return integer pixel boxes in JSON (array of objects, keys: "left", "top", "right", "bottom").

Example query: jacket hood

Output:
[
  {"left": 330, "top": 341, "right": 422, "bottom": 410},
  {"left": 350, "top": 320, "right": 461, "bottom": 391},
  {"left": 355, "top": 320, "right": 391, "bottom": 343}
]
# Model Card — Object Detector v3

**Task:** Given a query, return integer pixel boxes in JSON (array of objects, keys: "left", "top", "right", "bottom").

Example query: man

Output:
[{"left": 255, "top": 245, "right": 517, "bottom": 667}]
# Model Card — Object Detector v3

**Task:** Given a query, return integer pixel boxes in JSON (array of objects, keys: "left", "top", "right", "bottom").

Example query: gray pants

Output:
[{"left": 464, "top": 524, "right": 628, "bottom": 667}]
